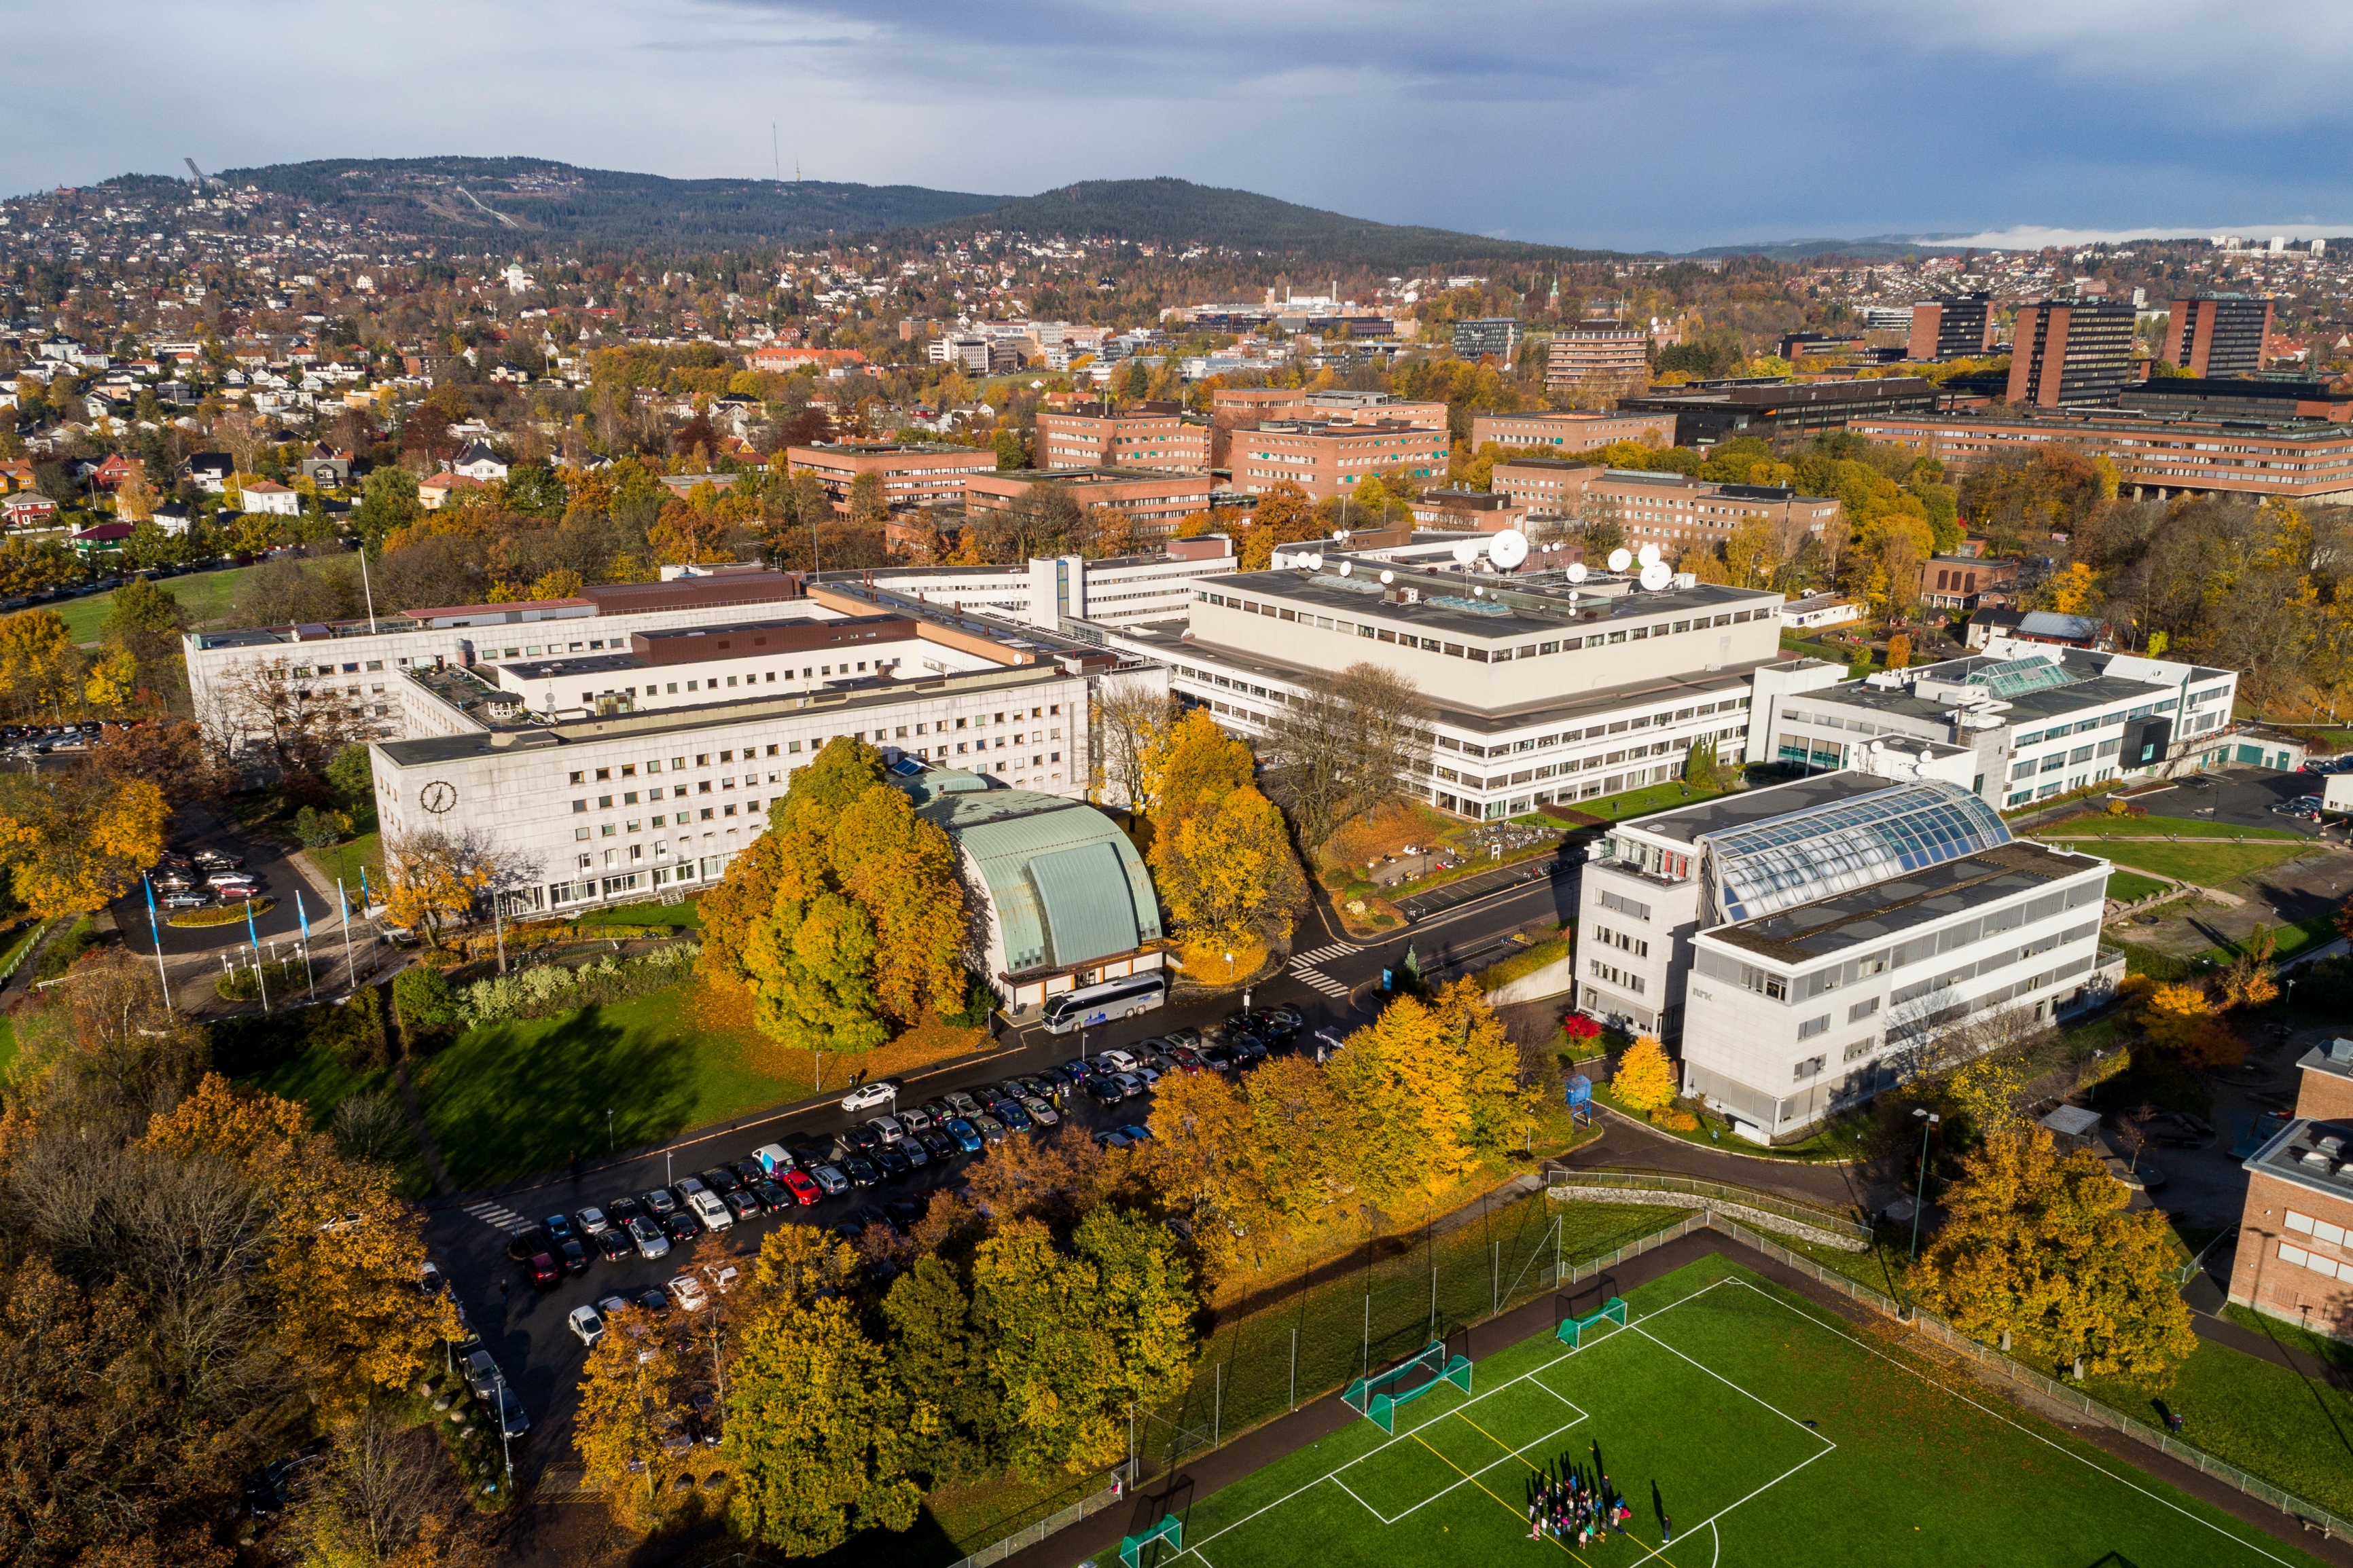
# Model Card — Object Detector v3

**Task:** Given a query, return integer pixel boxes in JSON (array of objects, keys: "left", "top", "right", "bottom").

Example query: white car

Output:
[
  {"left": 577, "top": 1205, "right": 609, "bottom": 1235},
  {"left": 567, "top": 1304, "right": 605, "bottom": 1349},
  {"left": 666, "top": 1273, "right": 709, "bottom": 1313},
  {"left": 678, "top": 1182, "right": 732, "bottom": 1232},
  {"left": 700, "top": 1261, "right": 740, "bottom": 1296},
  {"left": 840, "top": 1080, "right": 901, "bottom": 1114}
]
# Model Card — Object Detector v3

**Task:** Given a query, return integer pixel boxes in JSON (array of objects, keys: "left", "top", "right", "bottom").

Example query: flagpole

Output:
[
  {"left": 142, "top": 873, "right": 171, "bottom": 1013},
  {"left": 297, "top": 889, "right": 317, "bottom": 1001},
  {"left": 339, "top": 878, "right": 357, "bottom": 994},
  {"left": 246, "top": 896, "right": 270, "bottom": 1014}
]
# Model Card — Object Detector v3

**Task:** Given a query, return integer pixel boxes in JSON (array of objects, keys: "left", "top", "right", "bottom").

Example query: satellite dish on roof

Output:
[
  {"left": 1379, "top": 570, "right": 1395, "bottom": 585},
  {"left": 1451, "top": 538, "right": 1483, "bottom": 566},
  {"left": 1566, "top": 562, "right": 1588, "bottom": 583},
  {"left": 1607, "top": 548, "right": 1633, "bottom": 572},
  {"left": 1639, "top": 562, "right": 1672, "bottom": 591},
  {"left": 1869, "top": 739, "right": 1886, "bottom": 754},
  {"left": 1488, "top": 528, "right": 1529, "bottom": 570},
  {"left": 1919, "top": 747, "right": 1935, "bottom": 764},
  {"left": 1637, "top": 542, "right": 1662, "bottom": 567},
  {"left": 1336, "top": 560, "right": 1352, "bottom": 577}
]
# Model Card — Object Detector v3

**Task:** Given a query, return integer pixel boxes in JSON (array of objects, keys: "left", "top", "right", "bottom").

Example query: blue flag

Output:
[
  {"left": 360, "top": 866, "right": 372, "bottom": 908},
  {"left": 245, "top": 892, "right": 259, "bottom": 951},
  {"left": 338, "top": 879, "right": 351, "bottom": 927},
  {"left": 143, "top": 872, "right": 157, "bottom": 917},
  {"left": 295, "top": 888, "right": 311, "bottom": 945}
]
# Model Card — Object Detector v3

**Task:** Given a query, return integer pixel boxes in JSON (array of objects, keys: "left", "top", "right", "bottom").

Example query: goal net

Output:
[
  {"left": 1554, "top": 1294, "right": 1628, "bottom": 1349},
  {"left": 1342, "top": 1341, "right": 1473, "bottom": 1434}
]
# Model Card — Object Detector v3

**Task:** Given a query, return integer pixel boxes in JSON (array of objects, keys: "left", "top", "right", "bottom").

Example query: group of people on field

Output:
[{"left": 1526, "top": 1446, "right": 1637, "bottom": 1548}]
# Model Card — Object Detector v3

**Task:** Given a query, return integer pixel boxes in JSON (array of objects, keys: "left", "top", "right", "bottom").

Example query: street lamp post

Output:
[
  {"left": 493, "top": 1367, "right": 514, "bottom": 1488},
  {"left": 607, "top": 1108, "right": 615, "bottom": 1154},
  {"left": 1909, "top": 1110, "right": 1941, "bottom": 1264}
]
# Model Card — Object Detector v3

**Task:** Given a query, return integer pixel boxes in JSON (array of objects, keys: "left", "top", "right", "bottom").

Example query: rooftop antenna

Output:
[{"left": 772, "top": 124, "right": 781, "bottom": 184}]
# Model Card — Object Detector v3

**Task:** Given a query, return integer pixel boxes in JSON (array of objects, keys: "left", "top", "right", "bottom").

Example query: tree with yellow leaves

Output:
[
  {"left": 2131, "top": 977, "right": 2242, "bottom": 1068},
  {"left": 574, "top": 1305, "right": 689, "bottom": 1521},
  {"left": 1323, "top": 994, "right": 1474, "bottom": 1190},
  {"left": 1611, "top": 1034, "right": 1678, "bottom": 1112},
  {"left": 1909, "top": 1128, "right": 2195, "bottom": 1383},
  {"left": 1236, "top": 479, "right": 1318, "bottom": 570},
  {"left": 143, "top": 1074, "right": 457, "bottom": 1415},
  {"left": 0, "top": 771, "right": 170, "bottom": 918},
  {"left": 0, "top": 608, "right": 83, "bottom": 719},
  {"left": 1151, "top": 784, "right": 1303, "bottom": 959},
  {"left": 382, "top": 825, "right": 512, "bottom": 946}
]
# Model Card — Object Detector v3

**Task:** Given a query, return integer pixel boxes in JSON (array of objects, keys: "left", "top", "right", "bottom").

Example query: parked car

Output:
[
  {"left": 1022, "top": 1095, "right": 1060, "bottom": 1127},
  {"left": 595, "top": 1226, "right": 634, "bottom": 1262},
  {"left": 558, "top": 1237, "right": 590, "bottom": 1275},
  {"left": 577, "top": 1206, "right": 610, "bottom": 1235},
  {"left": 627, "top": 1214, "right": 670, "bottom": 1260},
  {"left": 639, "top": 1188, "right": 678, "bottom": 1218},
  {"left": 867, "top": 1114, "right": 908, "bottom": 1144},
  {"left": 666, "top": 1273, "right": 710, "bottom": 1313},
  {"left": 832, "top": 1124, "right": 882, "bottom": 1158},
  {"left": 874, "top": 1146, "right": 912, "bottom": 1179},
  {"left": 972, "top": 1113, "right": 1009, "bottom": 1146},
  {"left": 749, "top": 1143, "right": 795, "bottom": 1177},
  {"left": 944, "top": 1089, "right": 984, "bottom": 1119},
  {"left": 944, "top": 1117, "right": 982, "bottom": 1154},
  {"left": 526, "top": 1251, "right": 559, "bottom": 1288},
  {"left": 699, "top": 1261, "right": 740, "bottom": 1296},
  {"left": 1085, "top": 1077, "right": 1127, "bottom": 1106},
  {"left": 698, "top": 1166, "right": 741, "bottom": 1198},
  {"left": 1116, "top": 1123, "right": 1154, "bottom": 1144},
  {"left": 840, "top": 1079, "right": 901, "bottom": 1114},
  {"left": 675, "top": 1182, "right": 733, "bottom": 1230},
  {"left": 749, "top": 1178, "right": 793, "bottom": 1213},
  {"left": 842, "top": 1154, "right": 883, "bottom": 1188},
  {"left": 807, "top": 1163, "right": 851, "bottom": 1197},
  {"left": 721, "top": 1187, "right": 761, "bottom": 1222},
  {"left": 607, "top": 1195, "right": 645, "bottom": 1227},
  {"left": 567, "top": 1304, "right": 605, "bottom": 1349},
  {"left": 995, "top": 1099, "right": 1033, "bottom": 1133},
  {"left": 543, "top": 1214, "right": 575, "bottom": 1245},
  {"left": 490, "top": 1382, "right": 529, "bottom": 1440},
  {"left": 779, "top": 1169, "right": 824, "bottom": 1205},
  {"left": 161, "top": 891, "right": 208, "bottom": 910},
  {"left": 461, "top": 1350, "right": 504, "bottom": 1404},
  {"left": 211, "top": 884, "right": 263, "bottom": 902},
  {"left": 916, "top": 1126, "right": 957, "bottom": 1161},
  {"left": 660, "top": 1210, "right": 700, "bottom": 1245}
]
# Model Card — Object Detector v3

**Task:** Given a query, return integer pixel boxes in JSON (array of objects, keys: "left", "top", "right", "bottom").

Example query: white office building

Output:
[{"left": 1575, "top": 772, "right": 2120, "bottom": 1141}]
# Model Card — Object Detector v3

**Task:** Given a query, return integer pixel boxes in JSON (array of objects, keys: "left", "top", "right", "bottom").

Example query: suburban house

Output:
[
  {"left": 450, "top": 441, "right": 509, "bottom": 483},
  {"left": 240, "top": 479, "right": 301, "bottom": 516},
  {"left": 418, "top": 472, "right": 489, "bottom": 511},
  {"left": 179, "top": 452, "right": 235, "bottom": 492},
  {"left": 2, "top": 492, "right": 60, "bottom": 528}
]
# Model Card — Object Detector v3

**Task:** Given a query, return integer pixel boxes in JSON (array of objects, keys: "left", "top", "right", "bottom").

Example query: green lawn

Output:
[
  {"left": 2087, "top": 1331, "right": 2353, "bottom": 1521},
  {"left": 2106, "top": 868, "right": 2172, "bottom": 903},
  {"left": 577, "top": 898, "right": 703, "bottom": 929},
  {"left": 54, "top": 557, "right": 348, "bottom": 644},
  {"left": 1571, "top": 776, "right": 1725, "bottom": 824},
  {"left": 2084, "top": 839, "right": 2315, "bottom": 886},
  {"left": 0, "top": 1013, "right": 17, "bottom": 1080},
  {"left": 305, "top": 831, "right": 384, "bottom": 901},
  {"left": 412, "top": 983, "right": 811, "bottom": 1189},
  {"left": 218, "top": 1003, "right": 432, "bottom": 1198},
  {"left": 2035, "top": 815, "right": 2305, "bottom": 841},
  {"left": 1148, "top": 1257, "right": 2326, "bottom": 1568}
]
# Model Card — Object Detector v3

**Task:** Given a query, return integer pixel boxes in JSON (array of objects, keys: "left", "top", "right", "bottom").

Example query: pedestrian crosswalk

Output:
[
  {"left": 1288, "top": 941, "right": 1357, "bottom": 998},
  {"left": 463, "top": 1198, "right": 532, "bottom": 1235}
]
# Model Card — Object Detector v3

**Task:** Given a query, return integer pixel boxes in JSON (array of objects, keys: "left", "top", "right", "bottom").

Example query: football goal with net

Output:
[
  {"left": 1554, "top": 1295, "right": 1628, "bottom": 1349},
  {"left": 1342, "top": 1341, "right": 1473, "bottom": 1434},
  {"left": 1120, "top": 1514, "right": 1182, "bottom": 1568}
]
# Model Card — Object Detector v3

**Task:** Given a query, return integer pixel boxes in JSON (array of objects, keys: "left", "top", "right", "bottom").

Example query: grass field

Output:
[
  {"left": 2106, "top": 868, "right": 2172, "bottom": 902},
  {"left": 2083, "top": 839, "right": 2314, "bottom": 885},
  {"left": 305, "top": 831, "right": 384, "bottom": 900},
  {"left": 1143, "top": 1258, "right": 2324, "bottom": 1568},
  {"left": 2034, "top": 815, "right": 2305, "bottom": 841},
  {"left": 53, "top": 557, "right": 347, "bottom": 644},
  {"left": 412, "top": 985, "right": 812, "bottom": 1188}
]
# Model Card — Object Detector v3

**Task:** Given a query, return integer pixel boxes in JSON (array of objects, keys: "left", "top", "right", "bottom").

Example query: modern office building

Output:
[
  {"left": 2228, "top": 1039, "right": 2353, "bottom": 1335},
  {"left": 2112, "top": 377, "right": 2350, "bottom": 422},
  {"left": 2006, "top": 302, "right": 2137, "bottom": 407},
  {"left": 1468, "top": 409, "right": 1676, "bottom": 452},
  {"left": 1452, "top": 318, "right": 1524, "bottom": 362},
  {"left": 1848, "top": 408, "right": 2353, "bottom": 505},
  {"left": 1033, "top": 401, "right": 1210, "bottom": 473},
  {"left": 1615, "top": 378, "right": 1940, "bottom": 447},
  {"left": 1574, "top": 771, "right": 2117, "bottom": 1137},
  {"left": 1545, "top": 330, "right": 1652, "bottom": 401},
  {"left": 1099, "top": 541, "right": 1782, "bottom": 821},
  {"left": 2164, "top": 294, "right": 2274, "bottom": 379},
  {"left": 1232, "top": 420, "right": 1452, "bottom": 501},
  {"left": 1905, "top": 293, "right": 1998, "bottom": 361},
  {"left": 963, "top": 468, "right": 1214, "bottom": 538},
  {"left": 786, "top": 441, "right": 999, "bottom": 513},
  {"left": 1746, "top": 639, "right": 2241, "bottom": 808}
]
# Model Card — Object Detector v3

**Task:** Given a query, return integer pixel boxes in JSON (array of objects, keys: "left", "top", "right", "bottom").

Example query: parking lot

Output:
[
  {"left": 2134, "top": 765, "right": 2345, "bottom": 839},
  {"left": 420, "top": 1004, "right": 1337, "bottom": 1474}
]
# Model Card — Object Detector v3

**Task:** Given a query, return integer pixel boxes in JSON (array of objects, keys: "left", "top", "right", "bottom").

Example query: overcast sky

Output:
[{"left": 14, "top": 0, "right": 2353, "bottom": 251}]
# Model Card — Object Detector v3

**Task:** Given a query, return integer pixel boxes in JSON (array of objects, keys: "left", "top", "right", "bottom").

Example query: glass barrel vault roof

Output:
[
  {"left": 1968, "top": 655, "right": 2083, "bottom": 700},
  {"left": 1707, "top": 781, "right": 2011, "bottom": 924}
]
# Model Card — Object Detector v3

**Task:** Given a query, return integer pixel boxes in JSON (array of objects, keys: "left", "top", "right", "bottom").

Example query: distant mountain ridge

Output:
[{"left": 149, "top": 158, "right": 1628, "bottom": 264}]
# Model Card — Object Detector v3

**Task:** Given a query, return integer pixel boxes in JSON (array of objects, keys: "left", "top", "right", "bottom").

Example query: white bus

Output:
[{"left": 1042, "top": 972, "right": 1167, "bottom": 1035}]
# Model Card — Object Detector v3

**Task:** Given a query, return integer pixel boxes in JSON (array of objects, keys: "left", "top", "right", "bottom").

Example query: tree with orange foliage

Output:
[{"left": 2129, "top": 978, "right": 2243, "bottom": 1069}]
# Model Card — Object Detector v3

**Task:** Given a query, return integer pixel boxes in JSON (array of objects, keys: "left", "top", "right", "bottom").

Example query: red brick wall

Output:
[
  {"left": 2296, "top": 1061, "right": 2353, "bottom": 1122},
  {"left": 2228, "top": 1169, "right": 2353, "bottom": 1341}
]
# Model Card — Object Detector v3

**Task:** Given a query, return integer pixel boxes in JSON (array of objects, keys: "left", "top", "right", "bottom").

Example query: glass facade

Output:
[{"left": 1707, "top": 782, "right": 2011, "bottom": 923}]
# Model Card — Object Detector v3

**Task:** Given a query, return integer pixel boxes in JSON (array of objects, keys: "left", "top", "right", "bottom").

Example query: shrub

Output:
[
  {"left": 455, "top": 943, "right": 702, "bottom": 1027},
  {"left": 1562, "top": 1013, "right": 1603, "bottom": 1043},
  {"left": 215, "top": 956, "right": 317, "bottom": 1002},
  {"left": 293, "top": 805, "right": 346, "bottom": 848},
  {"left": 33, "top": 917, "right": 98, "bottom": 981},
  {"left": 1649, "top": 1109, "right": 1700, "bottom": 1132},
  {"left": 393, "top": 964, "right": 457, "bottom": 1045},
  {"left": 939, "top": 968, "right": 998, "bottom": 1029},
  {"left": 168, "top": 897, "right": 276, "bottom": 928}
]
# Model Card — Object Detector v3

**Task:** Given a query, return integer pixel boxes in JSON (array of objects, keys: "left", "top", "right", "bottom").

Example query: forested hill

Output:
[
  {"left": 210, "top": 157, "right": 1013, "bottom": 246},
  {"left": 166, "top": 159, "right": 1626, "bottom": 264},
  {"left": 949, "top": 178, "right": 1629, "bottom": 266}
]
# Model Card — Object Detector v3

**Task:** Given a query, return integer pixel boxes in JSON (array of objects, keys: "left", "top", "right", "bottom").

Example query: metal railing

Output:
[
  {"left": 1547, "top": 1167, "right": 1872, "bottom": 1242},
  {"left": 939, "top": 1474, "right": 1124, "bottom": 1568},
  {"left": 0, "top": 917, "right": 53, "bottom": 984},
  {"left": 1703, "top": 1211, "right": 2353, "bottom": 1542}
]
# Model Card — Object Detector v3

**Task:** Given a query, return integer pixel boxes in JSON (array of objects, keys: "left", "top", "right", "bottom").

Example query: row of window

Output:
[
  {"left": 1590, "top": 924, "right": 1649, "bottom": 959},
  {"left": 560, "top": 706, "right": 1064, "bottom": 788},
  {"left": 1587, "top": 959, "right": 1645, "bottom": 995},
  {"left": 1197, "top": 591, "right": 1768, "bottom": 659}
]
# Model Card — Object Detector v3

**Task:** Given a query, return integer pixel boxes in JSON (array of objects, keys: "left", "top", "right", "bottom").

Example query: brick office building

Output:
[
  {"left": 2164, "top": 293, "right": 2274, "bottom": 379},
  {"left": 1545, "top": 329, "right": 1651, "bottom": 402},
  {"left": 1489, "top": 459, "right": 1842, "bottom": 549},
  {"left": 1232, "top": 420, "right": 1451, "bottom": 501},
  {"left": 786, "top": 441, "right": 999, "bottom": 513},
  {"left": 2007, "top": 302, "right": 2138, "bottom": 407},
  {"left": 963, "top": 468, "right": 1213, "bottom": 538},
  {"left": 1033, "top": 401, "right": 1210, "bottom": 473},
  {"left": 2229, "top": 1040, "right": 2353, "bottom": 1341},
  {"left": 1906, "top": 293, "right": 1998, "bottom": 361},
  {"left": 1848, "top": 409, "right": 2353, "bottom": 505},
  {"left": 1469, "top": 409, "right": 1676, "bottom": 452}
]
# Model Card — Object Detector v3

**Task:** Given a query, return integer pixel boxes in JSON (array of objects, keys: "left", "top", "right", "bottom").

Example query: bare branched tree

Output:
[
  {"left": 1261, "top": 661, "right": 1434, "bottom": 852},
  {"left": 1092, "top": 678, "right": 1176, "bottom": 814}
]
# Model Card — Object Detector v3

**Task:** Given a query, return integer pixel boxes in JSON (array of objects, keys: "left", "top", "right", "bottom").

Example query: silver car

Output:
[{"left": 627, "top": 1214, "right": 670, "bottom": 1260}]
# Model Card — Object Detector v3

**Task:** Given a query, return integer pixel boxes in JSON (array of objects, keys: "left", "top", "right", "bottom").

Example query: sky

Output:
[{"left": 14, "top": 0, "right": 2353, "bottom": 253}]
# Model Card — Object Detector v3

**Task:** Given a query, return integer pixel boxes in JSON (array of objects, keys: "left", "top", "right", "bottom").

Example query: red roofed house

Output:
[
  {"left": 2, "top": 492, "right": 58, "bottom": 528},
  {"left": 418, "top": 472, "right": 488, "bottom": 511},
  {"left": 745, "top": 346, "right": 869, "bottom": 374},
  {"left": 92, "top": 453, "right": 144, "bottom": 491},
  {"left": 240, "top": 479, "right": 301, "bottom": 516}
]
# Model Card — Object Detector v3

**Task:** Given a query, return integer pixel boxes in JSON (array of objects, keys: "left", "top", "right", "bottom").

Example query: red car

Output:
[
  {"left": 779, "top": 1169, "right": 823, "bottom": 1207},
  {"left": 526, "top": 1252, "right": 559, "bottom": 1288}
]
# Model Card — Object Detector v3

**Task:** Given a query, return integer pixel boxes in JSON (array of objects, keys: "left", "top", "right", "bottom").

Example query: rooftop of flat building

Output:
[
  {"left": 1623, "top": 378, "right": 1938, "bottom": 408},
  {"left": 2245, "top": 1044, "right": 2353, "bottom": 1206},
  {"left": 1612, "top": 770, "right": 1895, "bottom": 847},
  {"left": 974, "top": 467, "right": 1208, "bottom": 490},
  {"left": 1869, "top": 405, "right": 2353, "bottom": 438},
  {"left": 1194, "top": 566, "right": 1778, "bottom": 642},
  {"left": 1703, "top": 838, "right": 2104, "bottom": 964}
]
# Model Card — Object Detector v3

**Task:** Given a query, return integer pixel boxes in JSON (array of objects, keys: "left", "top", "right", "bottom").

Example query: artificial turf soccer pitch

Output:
[{"left": 1138, "top": 1256, "right": 2329, "bottom": 1568}]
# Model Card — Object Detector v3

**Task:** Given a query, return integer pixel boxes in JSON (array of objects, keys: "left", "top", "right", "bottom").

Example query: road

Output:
[{"left": 418, "top": 856, "right": 1583, "bottom": 1478}]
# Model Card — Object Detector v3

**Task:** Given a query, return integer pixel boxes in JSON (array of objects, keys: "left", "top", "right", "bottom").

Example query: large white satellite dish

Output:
[
  {"left": 1607, "top": 548, "right": 1633, "bottom": 572},
  {"left": 1639, "top": 562, "right": 1672, "bottom": 591},
  {"left": 1303, "top": 553, "right": 1323, "bottom": 570},
  {"left": 1637, "top": 543, "right": 1662, "bottom": 567},
  {"left": 1379, "top": 570, "right": 1395, "bottom": 585},
  {"left": 1566, "top": 562, "right": 1588, "bottom": 583},
  {"left": 1488, "top": 528, "right": 1529, "bottom": 570},
  {"left": 1451, "top": 539, "right": 1484, "bottom": 566},
  {"left": 1336, "top": 560, "right": 1352, "bottom": 577}
]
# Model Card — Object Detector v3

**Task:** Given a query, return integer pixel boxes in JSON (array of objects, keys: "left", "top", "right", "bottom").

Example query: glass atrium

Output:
[{"left": 1706, "top": 781, "right": 2011, "bottom": 924}]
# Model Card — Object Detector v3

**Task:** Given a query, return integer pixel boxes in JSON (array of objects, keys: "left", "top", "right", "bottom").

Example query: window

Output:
[
  {"left": 1798, "top": 1015, "right": 1831, "bottom": 1040},
  {"left": 1741, "top": 967, "right": 1789, "bottom": 1002},
  {"left": 1848, "top": 997, "right": 1880, "bottom": 1023},
  {"left": 569, "top": 771, "right": 584, "bottom": 785},
  {"left": 571, "top": 799, "right": 588, "bottom": 814},
  {"left": 1793, "top": 1055, "right": 1825, "bottom": 1081}
]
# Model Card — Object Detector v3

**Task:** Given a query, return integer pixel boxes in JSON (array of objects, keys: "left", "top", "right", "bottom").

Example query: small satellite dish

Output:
[
  {"left": 1302, "top": 553, "right": 1322, "bottom": 570},
  {"left": 1451, "top": 539, "right": 1483, "bottom": 566},
  {"left": 1637, "top": 543, "right": 1662, "bottom": 567},
  {"left": 1488, "top": 528, "right": 1529, "bottom": 570},
  {"left": 1333, "top": 528, "right": 1351, "bottom": 540},
  {"left": 1566, "top": 562, "right": 1588, "bottom": 583},
  {"left": 1379, "top": 570, "right": 1395, "bottom": 585},
  {"left": 1869, "top": 739, "right": 1886, "bottom": 754},
  {"left": 1336, "top": 561, "right": 1352, "bottom": 577},
  {"left": 1607, "top": 548, "right": 1633, "bottom": 572},
  {"left": 1919, "top": 747, "right": 1935, "bottom": 764},
  {"left": 1471, "top": 585, "right": 1485, "bottom": 597},
  {"left": 1639, "top": 562, "right": 1672, "bottom": 591}
]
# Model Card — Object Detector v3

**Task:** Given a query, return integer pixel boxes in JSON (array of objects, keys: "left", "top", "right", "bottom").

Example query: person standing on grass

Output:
[{"left": 1662, "top": 1514, "right": 1673, "bottom": 1546}]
